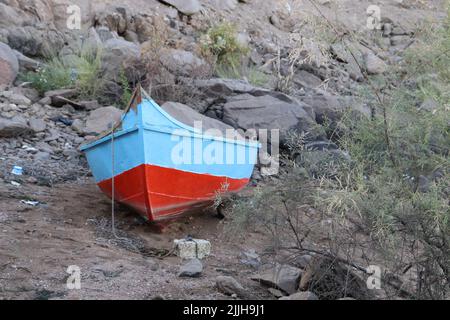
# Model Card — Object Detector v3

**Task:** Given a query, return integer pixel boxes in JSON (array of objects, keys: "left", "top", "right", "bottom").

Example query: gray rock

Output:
[
  {"left": 96, "top": 26, "right": 117, "bottom": 43},
  {"left": 417, "top": 175, "right": 430, "bottom": 193},
  {"left": 290, "top": 254, "right": 313, "bottom": 269},
  {"left": 13, "top": 50, "right": 40, "bottom": 71},
  {"left": 0, "top": 117, "right": 33, "bottom": 137},
  {"left": 160, "top": 49, "right": 209, "bottom": 77},
  {"left": 211, "top": 0, "right": 238, "bottom": 11},
  {"left": 222, "top": 93, "right": 321, "bottom": 143},
  {"left": 79, "top": 100, "right": 101, "bottom": 111},
  {"left": 239, "top": 249, "right": 261, "bottom": 269},
  {"left": 159, "top": 0, "right": 202, "bottom": 15},
  {"left": 298, "top": 93, "right": 370, "bottom": 125},
  {"left": 193, "top": 78, "right": 261, "bottom": 98},
  {"left": 29, "top": 118, "right": 47, "bottom": 132},
  {"left": 419, "top": 98, "right": 439, "bottom": 112},
  {"left": 8, "top": 93, "right": 31, "bottom": 106},
  {"left": 71, "top": 119, "right": 85, "bottom": 134},
  {"left": 38, "top": 96, "right": 52, "bottom": 105},
  {"left": 0, "top": 3, "right": 24, "bottom": 28},
  {"left": 279, "top": 291, "right": 318, "bottom": 300},
  {"left": 0, "top": 42, "right": 19, "bottom": 85},
  {"left": 45, "top": 88, "right": 78, "bottom": 99},
  {"left": 216, "top": 276, "right": 246, "bottom": 297},
  {"left": 178, "top": 258, "right": 203, "bottom": 277},
  {"left": 34, "top": 151, "right": 51, "bottom": 161},
  {"left": 101, "top": 38, "right": 140, "bottom": 81},
  {"left": 251, "top": 264, "right": 303, "bottom": 294},
  {"left": 363, "top": 52, "right": 387, "bottom": 75},
  {"left": 94, "top": 6, "right": 128, "bottom": 35},
  {"left": 84, "top": 106, "right": 122, "bottom": 135},
  {"left": 293, "top": 70, "right": 323, "bottom": 89},
  {"left": 7, "top": 25, "right": 65, "bottom": 58},
  {"left": 161, "top": 101, "right": 239, "bottom": 139},
  {"left": 267, "top": 288, "right": 284, "bottom": 298}
]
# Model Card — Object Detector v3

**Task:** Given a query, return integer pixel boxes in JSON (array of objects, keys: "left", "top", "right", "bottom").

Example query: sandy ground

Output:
[{"left": 0, "top": 178, "right": 272, "bottom": 300}]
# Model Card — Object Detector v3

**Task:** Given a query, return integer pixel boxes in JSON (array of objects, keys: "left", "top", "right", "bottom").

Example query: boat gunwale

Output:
[
  {"left": 80, "top": 121, "right": 261, "bottom": 151},
  {"left": 80, "top": 86, "right": 261, "bottom": 152}
]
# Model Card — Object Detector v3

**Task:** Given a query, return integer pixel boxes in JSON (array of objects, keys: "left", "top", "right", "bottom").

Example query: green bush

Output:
[
  {"left": 22, "top": 58, "right": 73, "bottom": 94},
  {"left": 22, "top": 46, "right": 105, "bottom": 100},
  {"left": 72, "top": 47, "right": 104, "bottom": 100},
  {"left": 201, "top": 22, "right": 255, "bottom": 82}
]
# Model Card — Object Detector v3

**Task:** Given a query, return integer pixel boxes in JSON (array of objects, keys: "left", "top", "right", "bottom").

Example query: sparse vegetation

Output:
[
  {"left": 119, "top": 68, "right": 132, "bottom": 108},
  {"left": 229, "top": 8, "right": 450, "bottom": 300},
  {"left": 22, "top": 45, "right": 105, "bottom": 100},
  {"left": 200, "top": 22, "right": 260, "bottom": 85},
  {"left": 22, "top": 58, "right": 73, "bottom": 94}
]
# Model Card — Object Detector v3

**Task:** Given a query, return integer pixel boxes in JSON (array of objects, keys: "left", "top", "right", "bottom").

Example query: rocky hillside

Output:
[{"left": 0, "top": 0, "right": 448, "bottom": 300}]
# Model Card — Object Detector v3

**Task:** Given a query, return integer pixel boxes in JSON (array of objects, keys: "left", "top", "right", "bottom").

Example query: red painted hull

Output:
[{"left": 97, "top": 164, "right": 249, "bottom": 221}]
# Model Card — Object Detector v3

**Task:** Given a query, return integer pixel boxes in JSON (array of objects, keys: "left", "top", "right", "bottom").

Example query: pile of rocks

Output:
[{"left": 0, "top": 85, "right": 126, "bottom": 185}]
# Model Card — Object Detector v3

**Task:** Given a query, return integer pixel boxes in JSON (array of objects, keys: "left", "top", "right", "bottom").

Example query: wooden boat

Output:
[{"left": 80, "top": 86, "right": 259, "bottom": 222}]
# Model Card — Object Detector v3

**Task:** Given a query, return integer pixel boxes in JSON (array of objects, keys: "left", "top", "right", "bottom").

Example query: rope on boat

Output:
[{"left": 110, "top": 121, "right": 135, "bottom": 246}]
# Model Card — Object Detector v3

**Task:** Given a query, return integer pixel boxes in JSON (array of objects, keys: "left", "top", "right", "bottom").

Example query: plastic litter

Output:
[
  {"left": 11, "top": 166, "right": 23, "bottom": 175},
  {"left": 20, "top": 200, "right": 40, "bottom": 206}
]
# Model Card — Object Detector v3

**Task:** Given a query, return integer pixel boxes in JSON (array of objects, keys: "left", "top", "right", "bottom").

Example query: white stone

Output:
[{"left": 173, "top": 238, "right": 211, "bottom": 259}]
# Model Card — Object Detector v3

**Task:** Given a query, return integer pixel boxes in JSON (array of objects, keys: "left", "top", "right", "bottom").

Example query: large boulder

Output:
[
  {"left": 7, "top": 25, "right": 66, "bottom": 57},
  {"left": 298, "top": 93, "right": 370, "bottom": 125},
  {"left": 161, "top": 101, "right": 240, "bottom": 139},
  {"left": 159, "top": 0, "right": 202, "bottom": 15},
  {"left": 193, "top": 78, "right": 262, "bottom": 97},
  {"left": 84, "top": 106, "right": 123, "bottom": 135},
  {"left": 0, "top": 42, "right": 19, "bottom": 86},
  {"left": 221, "top": 93, "right": 322, "bottom": 143},
  {"left": 160, "top": 49, "right": 209, "bottom": 77},
  {"left": 101, "top": 38, "right": 140, "bottom": 81}
]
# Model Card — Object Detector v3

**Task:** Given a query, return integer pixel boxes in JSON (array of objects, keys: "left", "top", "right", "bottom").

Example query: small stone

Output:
[
  {"left": 279, "top": 291, "right": 319, "bottom": 300},
  {"left": 9, "top": 93, "right": 31, "bottom": 106},
  {"left": 251, "top": 264, "right": 302, "bottom": 294},
  {"left": 268, "top": 288, "right": 284, "bottom": 298},
  {"left": 216, "top": 276, "right": 246, "bottom": 297},
  {"left": 178, "top": 258, "right": 203, "bottom": 278},
  {"left": 239, "top": 249, "right": 261, "bottom": 269},
  {"left": 34, "top": 151, "right": 51, "bottom": 161},
  {"left": 364, "top": 52, "right": 387, "bottom": 75},
  {"left": 38, "top": 96, "right": 51, "bottom": 105},
  {"left": 29, "top": 118, "right": 46, "bottom": 132},
  {"left": 71, "top": 119, "right": 85, "bottom": 134}
]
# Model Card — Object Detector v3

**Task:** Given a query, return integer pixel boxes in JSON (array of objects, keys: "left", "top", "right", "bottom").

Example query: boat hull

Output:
[{"left": 97, "top": 163, "right": 249, "bottom": 221}]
